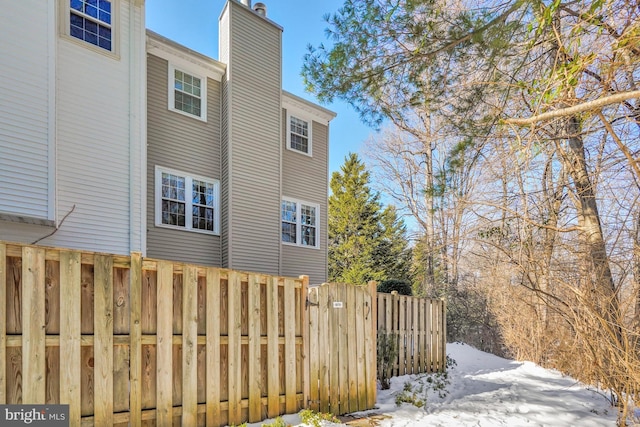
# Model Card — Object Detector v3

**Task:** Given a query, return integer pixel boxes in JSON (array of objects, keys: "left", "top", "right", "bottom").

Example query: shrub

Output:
[
  {"left": 299, "top": 409, "right": 340, "bottom": 426},
  {"left": 377, "top": 330, "right": 399, "bottom": 389},
  {"left": 378, "top": 279, "right": 412, "bottom": 296}
]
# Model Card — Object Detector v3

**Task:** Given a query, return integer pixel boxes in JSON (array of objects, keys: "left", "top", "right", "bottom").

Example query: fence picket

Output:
[
  {"left": 182, "top": 265, "right": 198, "bottom": 426},
  {"left": 284, "top": 278, "right": 297, "bottom": 414},
  {"left": 206, "top": 268, "right": 221, "bottom": 425},
  {"left": 156, "top": 261, "right": 173, "bottom": 425},
  {"left": 129, "top": 252, "right": 142, "bottom": 427},
  {"left": 248, "top": 274, "right": 262, "bottom": 422},
  {"left": 94, "top": 254, "right": 114, "bottom": 424},
  {"left": 60, "top": 250, "right": 81, "bottom": 424}
]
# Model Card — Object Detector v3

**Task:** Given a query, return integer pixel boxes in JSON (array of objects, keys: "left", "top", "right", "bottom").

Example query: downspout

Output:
[
  {"left": 129, "top": 0, "right": 147, "bottom": 255},
  {"left": 48, "top": 0, "right": 57, "bottom": 225}
]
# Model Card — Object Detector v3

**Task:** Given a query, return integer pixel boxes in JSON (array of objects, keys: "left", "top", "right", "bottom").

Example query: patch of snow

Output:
[{"left": 245, "top": 342, "right": 617, "bottom": 427}]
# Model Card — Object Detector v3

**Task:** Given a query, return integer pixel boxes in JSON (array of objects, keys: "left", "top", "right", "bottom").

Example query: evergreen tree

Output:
[
  {"left": 329, "top": 154, "right": 413, "bottom": 285},
  {"left": 329, "top": 153, "right": 383, "bottom": 284},
  {"left": 374, "top": 205, "right": 412, "bottom": 283}
]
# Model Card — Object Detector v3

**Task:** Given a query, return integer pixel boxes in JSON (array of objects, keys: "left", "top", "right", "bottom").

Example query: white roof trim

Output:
[
  {"left": 146, "top": 32, "right": 226, "bottom": 82},
  {"left": 282, "top": 91, "right": 336, "bottom": 126}
]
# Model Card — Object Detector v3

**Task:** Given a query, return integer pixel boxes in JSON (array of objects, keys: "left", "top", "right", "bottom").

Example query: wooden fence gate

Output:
[{"left": 306, "top": 282, "right": 377, "bottom": 416}]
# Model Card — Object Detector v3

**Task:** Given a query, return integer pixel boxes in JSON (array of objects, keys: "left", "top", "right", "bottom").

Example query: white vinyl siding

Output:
[
  {"left": 0, "top": 0, "right": 52, "bottom": 221},
  {"left": 52, "top": 0, "right": 142, "bottom": 253}
]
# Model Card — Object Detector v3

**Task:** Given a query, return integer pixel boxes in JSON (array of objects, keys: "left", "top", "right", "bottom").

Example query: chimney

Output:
[
  {"left": 253, "top": 2, "right": 267, "bottom": 17},
  {"left": 239, "top": 0, "right": 251, "bottom": 7}
]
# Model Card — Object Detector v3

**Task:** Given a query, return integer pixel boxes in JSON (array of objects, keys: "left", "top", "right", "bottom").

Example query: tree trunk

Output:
[{"left": 557, "top": 115, "right": 619, "bottom": 319}]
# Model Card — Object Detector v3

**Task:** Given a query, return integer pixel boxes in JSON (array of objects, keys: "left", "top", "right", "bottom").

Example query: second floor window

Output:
[
  {"left": 69, "top": 0, "right": 113, "bottom": 51},
  {"left": 287, "top": 113, "right": 312, "bottom": 156},
  {"left": 169, "top": 65, "right": 207, "bottom": 121},
  {"left": 155, "top": 167, "right": 219, "bottom": 234}
]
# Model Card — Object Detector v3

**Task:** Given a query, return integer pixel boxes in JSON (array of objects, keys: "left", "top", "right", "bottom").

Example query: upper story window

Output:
[
  {"left": 281, "top": 197, "right": 319, "bottom": 248},
  {"left": 286, "top": 112, "right": 312, "bottom": 156},
  {"left": 69, "top": 0, "right": 113, "bottom": 51},
  {"left": 155, "top": 166, "right": 220, "bottom": 235},
  {"left": 169, "top": 64, "right": 207, "bottom": 121}
]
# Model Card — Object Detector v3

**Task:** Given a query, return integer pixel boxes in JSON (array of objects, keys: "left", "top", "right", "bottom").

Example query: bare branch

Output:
[
  {"left": 504, "top": 90, "right": 640, "bottom": 125},
  {"left": 32, "top": 204, "right": 76, "bottom": 245}
]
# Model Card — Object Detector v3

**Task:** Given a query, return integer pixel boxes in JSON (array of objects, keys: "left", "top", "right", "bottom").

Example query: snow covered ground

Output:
[{"left": 250, "top": 342, "right": 621, "bottom": 426}]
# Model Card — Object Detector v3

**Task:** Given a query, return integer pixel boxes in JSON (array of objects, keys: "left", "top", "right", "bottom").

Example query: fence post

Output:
[
  {"left": 129, "top": 252, "right": 142, "bottom": 427},
  {"left": 300, "top": 275, "right": 310, "bottom": 413},
  {"left": 22, "top": 246, "right": 46, "bottom": 403},
  {"left": 441, "top": 298, "right": 447, "bottom": 371},
  {"left": 367, "top": 281, "right": 377, "bottom": 409}
]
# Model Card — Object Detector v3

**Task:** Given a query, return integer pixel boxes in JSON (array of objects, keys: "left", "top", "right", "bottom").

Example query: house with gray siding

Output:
[
  {"left": 0, "top": 0, "right": 334, "bottom": 284},
  {"left": 145, "top": 0, "right": 335, "bottom": 284}
]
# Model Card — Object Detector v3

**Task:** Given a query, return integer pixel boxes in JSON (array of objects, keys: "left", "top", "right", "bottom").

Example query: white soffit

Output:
[
  {"left": 146, "top": 30, "right": 226, "bottom": 82},
  {"left": 282, "top": 91, "right": 336, "bottom": 126}
]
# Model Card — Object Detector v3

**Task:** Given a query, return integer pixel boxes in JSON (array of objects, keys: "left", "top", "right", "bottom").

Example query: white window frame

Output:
[
  {"left": 168, "top": 64, "right": 207, "bottom": 122},
  {"left": 281, "top": 197, "right": 320, "bottom": 249},
  {"left": 286, "top": 110, "right": 313, "bottom": 157},
  {"left": 59, "top": 0, "right": 120, "bottom": 58},
  {"left": 155, "top": 166, "right": 220, "bottom": 235}
]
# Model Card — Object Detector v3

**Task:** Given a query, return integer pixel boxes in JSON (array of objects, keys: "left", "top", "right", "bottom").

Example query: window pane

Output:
[
  {"left": 302, "top": 226, "right": 316, "bottom": 246},
  {"left": 290, "top": 133, "right": 308, "bottom": 153},
  {"left": 193, "top": 206, "right": 214, "bottom": 231},
  {"left": 86, "top": 5, "right": 98, "bottom": 18},
  {"left": 98, "top": 0, "right": 111, "bottom": 13},
  {"left": 193, "top": 179, "right": 214, "bottom": 206},
  {"left": 282, "top": 222, "right": 296, "bottom": 243},
  {"left": 70, "top": 0, "right": 83, "bottom": 12},
  {"left": 281, "top": 200, "right": 296, "bottom": 222},
  {"left": 301, "top": 204, "right": 316, "bottom": 226}
]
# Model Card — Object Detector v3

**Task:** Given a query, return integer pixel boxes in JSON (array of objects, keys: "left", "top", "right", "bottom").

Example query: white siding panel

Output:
[
  {"left": 50, "top": 2, "right": 134, "bottom": 254},
  {"left": 0, "top": 0, "right": 50, "bottom": 218}
]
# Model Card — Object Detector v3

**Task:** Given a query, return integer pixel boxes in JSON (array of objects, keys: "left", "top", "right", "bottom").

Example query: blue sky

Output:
[{"left": 146, "top": 0, "right": 375, "bottom": 174}]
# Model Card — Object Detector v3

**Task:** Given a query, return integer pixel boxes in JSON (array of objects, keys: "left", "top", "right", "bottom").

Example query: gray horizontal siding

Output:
[
  {"left": 224, "top": 2, "right": 282, "bottom": 274},
  {"left": 146, "top": 54, "right": 222, "bottom": 266},
  {"left": 281, "top": 118, "right": 329, "bottom": 284}
]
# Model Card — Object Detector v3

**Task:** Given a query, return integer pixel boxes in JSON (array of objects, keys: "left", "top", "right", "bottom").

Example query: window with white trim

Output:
[
  {"left": 286, "top": 112, "right": 312, "bottom": 156},
  {"left": 155, "top": 167, "right": 219, "bottom": 234},
  {"left": 169, "top": 64, "right": 207, "bottom": 121},
  {"left": 68, "top": 0, "right": 114, "bottom": 51},
  {"left": 281, "top": 198, "right": 319, "bottom": 248}
]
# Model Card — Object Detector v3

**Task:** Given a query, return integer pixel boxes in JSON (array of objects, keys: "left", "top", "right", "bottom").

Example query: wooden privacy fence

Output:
[
  {"left": 377, "top": 292, "right": 446, "bottom": 377},
  {"left": 306, "top": 282, "right": 377, "bottom": 416},
  {"left": 0, "top": 241, "right": 447, "bottom": 425},
  {"left": 0, "top": 242, "right": 307, "bottom": 426}
]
